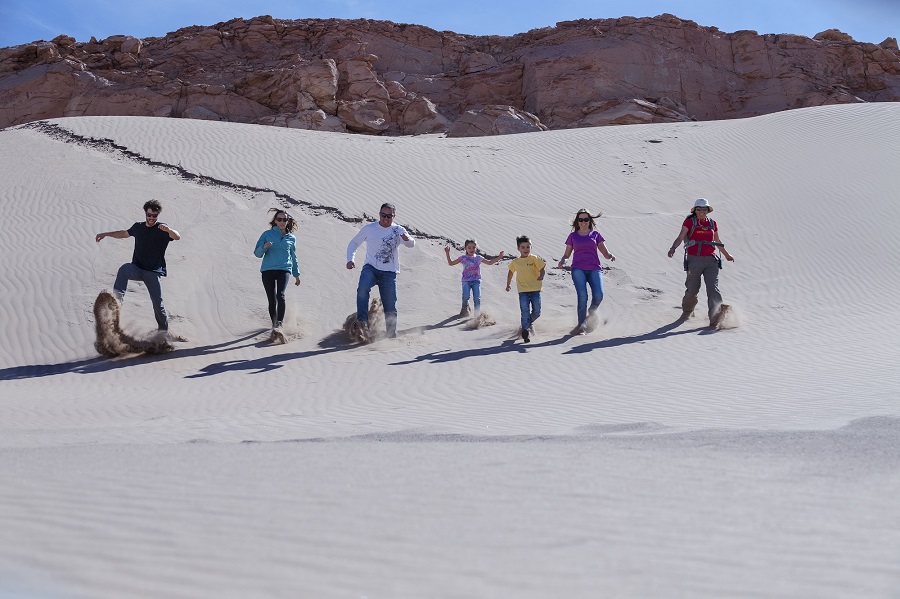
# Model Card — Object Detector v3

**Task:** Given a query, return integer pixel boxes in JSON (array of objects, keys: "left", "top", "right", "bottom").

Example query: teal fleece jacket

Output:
[{"left": 254, "top": 227, "right": 300, "bottom": 277}]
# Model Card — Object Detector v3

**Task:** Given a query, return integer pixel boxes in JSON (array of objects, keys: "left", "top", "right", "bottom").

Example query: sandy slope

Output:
[{"left": 0, "top": 105, "right": 898, "bottom": 598}]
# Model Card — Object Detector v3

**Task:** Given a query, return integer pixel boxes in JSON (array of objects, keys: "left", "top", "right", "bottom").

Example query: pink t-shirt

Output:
[{"left": 565, "top": 230, "right": 605, "bottom": 270}]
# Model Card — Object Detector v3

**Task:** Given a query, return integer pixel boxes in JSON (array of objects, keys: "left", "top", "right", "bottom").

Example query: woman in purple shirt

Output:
[{"left": 557, "top": 209, "right": 616, "bottom": 335}]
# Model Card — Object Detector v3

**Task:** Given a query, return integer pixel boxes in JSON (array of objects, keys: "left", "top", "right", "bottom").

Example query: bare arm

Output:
[
  {"left": 506, "top": 269, "right": 514, "bottom": 292},
  {"left": 444, "top": 245, "right": 461, "bottom": 266},
  {"left": 95, "top": 230, "right": 129, "bottom": 242},
  {"left": 557, "top": 244, "right": 574, "bottom": 268},
  {"left": 598, "top": 241, "right": 615, "bottom": 261},
  {"left": 158, "top": 223, "right": 180, "bottom": 240},
  {"left": 537, "top": 267, "right": 546, "bottom": 281},
  {"left": 667, "top": 226, "right": 690, "bottom": 258},
  {"left": 483, "top": 251, "right": 505, "bottom": 265},
  {"left": 714, "top": 230, "right": 734, "bottom": 261}
]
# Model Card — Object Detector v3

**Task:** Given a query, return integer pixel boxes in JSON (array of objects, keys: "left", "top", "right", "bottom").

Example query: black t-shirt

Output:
[{"left": 127, "top": 222, "right": 172, "bottom": 276}]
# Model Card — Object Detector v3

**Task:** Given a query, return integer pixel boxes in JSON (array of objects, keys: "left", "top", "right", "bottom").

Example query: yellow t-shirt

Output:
[{"left": 509, "top": 255, "right": 546, "bottom": 292}]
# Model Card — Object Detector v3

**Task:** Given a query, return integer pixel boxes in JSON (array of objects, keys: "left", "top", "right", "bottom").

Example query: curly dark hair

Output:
[{"left": 143, "top": 199, "right": 162, "bottom": 213}]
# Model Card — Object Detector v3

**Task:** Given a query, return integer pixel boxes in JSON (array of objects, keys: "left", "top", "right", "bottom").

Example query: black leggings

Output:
[{"left": 262, "top": 270, "right": 290, "bottom": 325}]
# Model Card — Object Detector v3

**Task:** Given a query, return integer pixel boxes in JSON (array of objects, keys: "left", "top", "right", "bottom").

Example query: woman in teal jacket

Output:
[{"left": 253, "top": 209, "right": 300, "bottom": 330}]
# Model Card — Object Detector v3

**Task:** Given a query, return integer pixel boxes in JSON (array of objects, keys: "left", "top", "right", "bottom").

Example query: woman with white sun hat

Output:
[{"left": 667, "top": 198, "right": 734, "bottom": 325}]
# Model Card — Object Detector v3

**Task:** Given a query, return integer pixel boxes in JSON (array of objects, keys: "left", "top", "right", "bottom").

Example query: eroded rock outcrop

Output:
[
  {"left": 1, "top": 14, "right": 898, "bottom": 136},
  {"left": 447, "top": 105, "right": 546, "bottom": 137}
]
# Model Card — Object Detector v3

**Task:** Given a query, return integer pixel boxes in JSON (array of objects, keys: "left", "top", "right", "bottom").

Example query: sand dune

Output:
[{"left": 0, "top": 104, "right": 898, "bottom": 598}]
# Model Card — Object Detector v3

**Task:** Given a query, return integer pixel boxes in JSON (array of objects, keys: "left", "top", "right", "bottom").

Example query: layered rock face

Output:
[{"left": 1, "top": 14, "right": 898, "bottom": 135}]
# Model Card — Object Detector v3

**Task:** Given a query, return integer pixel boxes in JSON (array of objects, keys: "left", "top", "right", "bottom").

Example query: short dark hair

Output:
[
  {"left": 380, "top": 203, "right": 396, "bottom": 213},
  {"left": 143, "top": 199, "right": 162, "bottom": 213},
  {"left": 516, "top": 235, "right": 530, "bottom": 246}
]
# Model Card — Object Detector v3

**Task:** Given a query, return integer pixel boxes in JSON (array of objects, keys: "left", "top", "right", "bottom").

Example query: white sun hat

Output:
[{"left": 692, "top": 198, "right": 713, "bottom": 213}]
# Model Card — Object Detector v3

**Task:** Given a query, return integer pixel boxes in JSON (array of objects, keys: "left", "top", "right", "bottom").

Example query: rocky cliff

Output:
[{"left": 1, "top": 14, "right": 898, "bottom": 136}]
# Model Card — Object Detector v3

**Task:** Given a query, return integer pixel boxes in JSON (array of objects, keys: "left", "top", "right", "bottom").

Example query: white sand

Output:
[{"left": 0, "top": 104, "right": 898, "bottom": 598}]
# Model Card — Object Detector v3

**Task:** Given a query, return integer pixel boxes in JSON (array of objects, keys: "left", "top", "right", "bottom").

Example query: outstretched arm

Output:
[
  {"left": 95, "top": 230, "right": 129, "bottom": 242},
  {"left": 483, "top": 251, "right": 505, "bottom": 265},
  {"left": 444, "top": 245, "right": 461, "bottom": 266}
]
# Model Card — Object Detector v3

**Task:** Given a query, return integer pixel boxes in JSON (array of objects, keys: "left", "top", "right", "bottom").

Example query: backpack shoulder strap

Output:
[{"left": 684, "top": 216, "right": 698, "bottom": 247}]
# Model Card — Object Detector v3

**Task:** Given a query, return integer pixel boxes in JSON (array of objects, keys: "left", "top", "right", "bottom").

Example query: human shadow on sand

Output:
[
  {"left": 389, "top": 332, "right": 575, "bottom": 365},
  {"left": 0, "top": 332, "right": 267, "bottom": 381},
  {"left": 563, "top": 319, "right": 709, "bottom": 355},
  {"left": 187, "top": 345, "right": 352, "bottom": 377}
]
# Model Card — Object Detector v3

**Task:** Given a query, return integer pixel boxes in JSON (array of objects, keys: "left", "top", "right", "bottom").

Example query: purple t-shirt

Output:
[
  {"left": 565, "top": 230, "right": 605, "bottom": 271},
  {"left": 458, "top": 255, "right": 483, "bottom": 281}
]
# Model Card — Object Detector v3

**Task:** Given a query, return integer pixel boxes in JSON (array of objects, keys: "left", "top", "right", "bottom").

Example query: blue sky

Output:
[{"left": 2, "top": 0, "right": 898, "bottom": 48}]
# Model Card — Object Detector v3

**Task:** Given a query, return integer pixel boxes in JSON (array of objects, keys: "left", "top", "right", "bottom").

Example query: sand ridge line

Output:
[{"left": 21, "top": 120, "right": 492, "bottom": 256}]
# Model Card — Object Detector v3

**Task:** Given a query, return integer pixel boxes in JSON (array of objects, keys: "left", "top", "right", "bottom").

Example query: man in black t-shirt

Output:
[{"left": 96, "top": 199, "right": 181, "bottom": 331}]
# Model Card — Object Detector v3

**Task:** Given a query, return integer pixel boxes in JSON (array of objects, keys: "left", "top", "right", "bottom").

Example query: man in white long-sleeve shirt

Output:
[{"left": 346, "top": 203, "right": 416, "bottom": 338}]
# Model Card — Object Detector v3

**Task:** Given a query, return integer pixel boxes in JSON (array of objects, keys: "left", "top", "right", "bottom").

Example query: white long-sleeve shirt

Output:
[{"left": 346, "top": 221, "right": 415, "bottom": 272}]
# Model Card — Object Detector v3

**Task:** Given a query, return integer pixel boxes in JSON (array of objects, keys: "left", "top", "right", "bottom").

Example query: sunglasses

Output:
[
  {"left": 695, "top": 207, "right": 709, "bottom": 211},
  {"left": 146, "top": 212, "right": 159, "bottom": 217},
  {"left": 577, "top": 217, "right": 591, "bottom": 222},
  {"left": 275, "top": 217, "right": 288, "bottom": 222},
  {"left": 379, "top": 213, "right": 395, "bottom": 219}
]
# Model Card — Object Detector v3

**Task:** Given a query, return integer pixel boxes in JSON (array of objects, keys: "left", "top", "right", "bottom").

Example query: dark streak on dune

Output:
[{"left": 22, "top": 120, "right": 507, "bottom": 259}]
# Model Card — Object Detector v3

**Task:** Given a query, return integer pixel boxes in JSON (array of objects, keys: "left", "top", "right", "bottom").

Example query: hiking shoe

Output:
[
  {"left": 355, "top": 320, "right": 370, "bottom": 341},
  {"left": 522, "top": 328, "right": 530, "bottom": 342}
]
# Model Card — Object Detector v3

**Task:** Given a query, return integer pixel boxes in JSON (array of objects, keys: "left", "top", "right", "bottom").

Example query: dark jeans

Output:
[
  {"left": 262, "top": 269, "right": 290, "bottom": 325},
  {"left": 114, "top": 263, "right": 169, "bottom": 330}
]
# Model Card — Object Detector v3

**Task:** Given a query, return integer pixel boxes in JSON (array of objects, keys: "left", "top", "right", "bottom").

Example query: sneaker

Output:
[
  {"left": 573, "top": 324, "right": 587, "bottom": 336},
  {"left": 522, "top": 328, "right": 530, "bottom": 342},
  {"left": 459, "top": 305, "right": 471, "bottom": 317}
]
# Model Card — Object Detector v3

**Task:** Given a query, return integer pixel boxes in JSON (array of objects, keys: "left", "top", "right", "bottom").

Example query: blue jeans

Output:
[
  {"left": 114, "top": 262, "right": 169, "bottom": 330},
  {"left": 462, "top": 280, "right": 481, "bottom": 311},
  {"left": 357, "top": 264, "right": 398, "bottom": 336},
  {"left": 518, "top": 291, "right": 541, "bottom": 331},
  {"left": 571, "top": 268, "right": 604, "bottom": 325}
]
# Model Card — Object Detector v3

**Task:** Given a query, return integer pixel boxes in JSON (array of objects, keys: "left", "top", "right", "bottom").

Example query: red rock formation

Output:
[{"left": 1, "top": 14, "right": 898, "bottom": 135}]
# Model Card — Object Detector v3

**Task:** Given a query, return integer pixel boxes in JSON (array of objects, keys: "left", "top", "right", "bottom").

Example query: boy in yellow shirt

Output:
[{"left": 506, "top": 235, "right": 546, "bottom": 342}]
